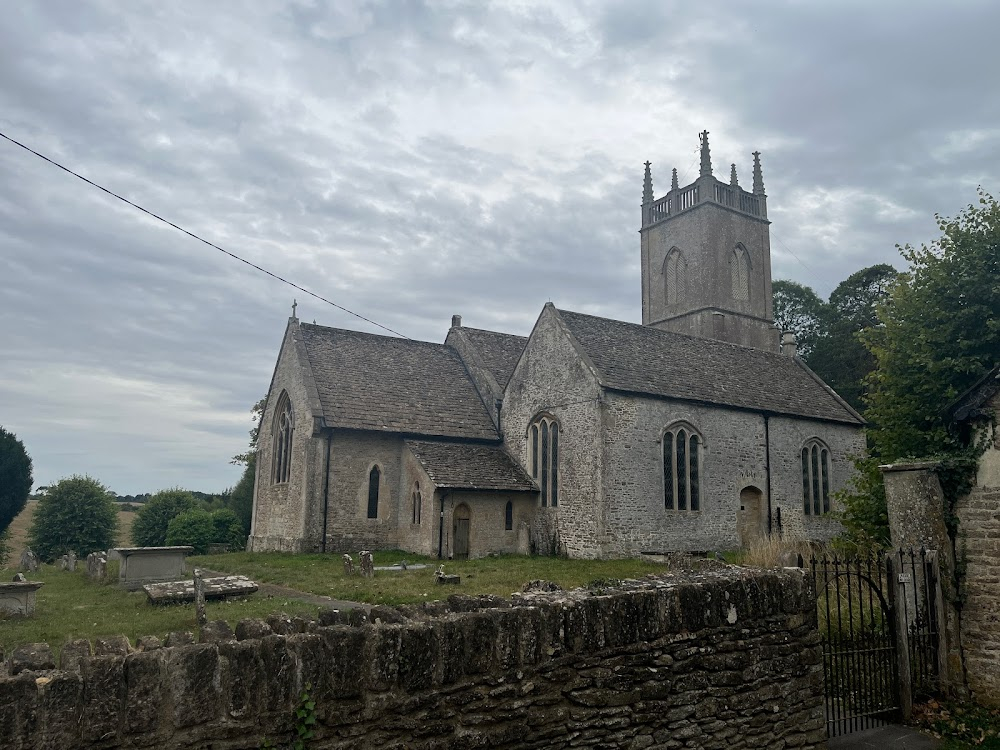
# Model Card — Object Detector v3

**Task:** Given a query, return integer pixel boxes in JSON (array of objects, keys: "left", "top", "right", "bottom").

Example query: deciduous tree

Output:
[{"left": 28, "top": 476, "right": 118, "bottom": 561}]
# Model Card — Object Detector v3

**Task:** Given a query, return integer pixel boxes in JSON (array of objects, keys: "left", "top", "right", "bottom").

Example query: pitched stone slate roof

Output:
[
  {"left": 298, "top": 323, "right": 499, "bottom": 440},
  {"left": 406, "top": 440, "right": 537, "bottom": 492},
  {"left": 556, "top": 308, "right": 863, "bottom": 425},
  {"left": 945, "top": 365, "right": 1000, "bottom": 424},
  {"left": 458, "top": 327, "right": 527, "bottom": 388}
]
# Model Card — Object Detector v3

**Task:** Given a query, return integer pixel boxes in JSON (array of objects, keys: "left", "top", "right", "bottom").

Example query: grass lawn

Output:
[
  {"left": 190, "top": 549, "right": 673, "bottom": 606},
  {"left": 0, "top": 564, "right": 320, "bottom": 658}
]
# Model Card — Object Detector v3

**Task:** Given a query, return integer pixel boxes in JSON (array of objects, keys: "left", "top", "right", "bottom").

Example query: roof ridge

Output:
[
  {"left": 554, "top": 306, "right": 783, "bottom": 358},
  {"left": 461, "top": 326, "right": 528, "bottom": 340},
  {"left": 300, "top": 322, "right": 454, "bottom": 349}
]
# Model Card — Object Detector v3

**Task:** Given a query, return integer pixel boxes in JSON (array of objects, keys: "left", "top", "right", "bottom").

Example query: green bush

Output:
[
  {"left": 132, "top": 489, "right": 196, "bottom": 547},
  {"left": 211, "top": 508, "right": 247, "bottom": 551},
  {"left": 165, "top": 509, "right": 215, "bottom": 554},
  {"left": 28, "top": 476, "right": 118, "bottom": 561}
]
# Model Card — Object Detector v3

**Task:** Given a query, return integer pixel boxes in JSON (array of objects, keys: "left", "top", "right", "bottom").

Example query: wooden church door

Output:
[{"left": 737, "top": 486, "right": 766, "bottom": 547}]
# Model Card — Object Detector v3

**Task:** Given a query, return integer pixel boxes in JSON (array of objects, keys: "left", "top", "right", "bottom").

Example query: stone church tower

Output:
[{"left": 640, "top": 131, "right": 778, "bottom": 352}]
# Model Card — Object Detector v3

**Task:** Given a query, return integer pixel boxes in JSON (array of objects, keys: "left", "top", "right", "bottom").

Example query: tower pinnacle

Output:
[
  {"left": 752, "top": 151, "right": 766, "bottom": 196},
  {"left": 642, "top": 161, "right": 653, "bottom": 205},
  {"left": 671, "top": 167, "right": 679, "bottom": 191},
  {"left": 730, "top": 163, "right": 738, "bottom": 187},
  {"left": 699, "top": 130, "right": 712, "bottom": 177}
]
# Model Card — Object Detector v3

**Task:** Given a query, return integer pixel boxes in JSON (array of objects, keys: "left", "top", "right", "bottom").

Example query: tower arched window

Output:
[
  {"left": 664, "top": 247, "right": 687, "bottom": 305},
  {"left": 730, "top": 244, "right": 751, "bottom": 302},
  {"left": 271, "top": 392, "right": 294, "bottom": 485},
  {"left": 367, "top": 466, "right": 381, "bottom": 519},
  {"left": 663, "top": 422, "right": 702, "bottom": 511},
  {"left": 529, "top": 415, "right": 559, "bottom": 507},
  {"left": 801, "top": 440, "right": 831, "bottom": 515},
  {"left": 411, "top": 482, "right": 422, "bottom": 525}
]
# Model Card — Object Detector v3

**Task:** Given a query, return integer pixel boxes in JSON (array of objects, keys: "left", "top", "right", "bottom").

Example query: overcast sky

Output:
[{"left": 1, "top": 1, "right": 997, "bottom": 494}]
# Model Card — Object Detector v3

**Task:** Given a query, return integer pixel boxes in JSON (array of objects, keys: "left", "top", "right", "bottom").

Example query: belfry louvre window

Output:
[
  {"left": 271, "top": 392, "right": 294, "bottom": 485},
  {"left": 529, "top": 416, "right": 559, "bottom": 507},
  {"left": 801, "top": 440, "right": 831, "bottom": 515},
  {"left": 731, "top": 244, "right": 750, "bottom": 302},
  {"left": 663, "top": 424, "right": 701, "bottom": 511}
]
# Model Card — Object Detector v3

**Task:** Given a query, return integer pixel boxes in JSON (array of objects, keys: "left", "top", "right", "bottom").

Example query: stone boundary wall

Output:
[
  {"left": 0, "top": 567, "right": 825, "bottom": 750},
  {"left": 955, "top": 487, "right": 1000, "bottom": 704}
]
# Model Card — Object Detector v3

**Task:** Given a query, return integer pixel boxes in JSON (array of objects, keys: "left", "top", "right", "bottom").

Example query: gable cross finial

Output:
[
  {"left": 291, "top": 299, "right": 298, "bottom": 319},
  {"left": 730, "top": 163, "right": 739, "bottom": 187},
  {"left": 752, "top": 151, "right": 765, "bottom": 195},
  {"left": 642, "top": 161, "right": 654, "bottom": 205},
  {"left": 699, "top": 130, "right": 713, "bottom": 177}
]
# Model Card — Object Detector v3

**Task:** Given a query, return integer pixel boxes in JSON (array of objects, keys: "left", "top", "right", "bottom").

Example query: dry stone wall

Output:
[{"left": 0, "top": 567, "right": 826, "bottom": 750}]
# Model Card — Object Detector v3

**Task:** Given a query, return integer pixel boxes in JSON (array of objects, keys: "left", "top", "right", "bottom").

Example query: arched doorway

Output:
[
  {"left": 453, "top": 504, "right": 471, "bottom": 560},
  {"left": 737, "top": 486, "right": 766, "bottom": 548}
]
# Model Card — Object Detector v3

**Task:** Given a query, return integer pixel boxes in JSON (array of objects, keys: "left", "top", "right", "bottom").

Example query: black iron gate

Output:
[{"left": 810, "top": 549, "right": 941, "bottom": 738}]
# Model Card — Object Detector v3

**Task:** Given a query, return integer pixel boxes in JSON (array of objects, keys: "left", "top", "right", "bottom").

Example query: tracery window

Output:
[
  {"left": 529, "top": 415, "right": 559, "bottom": 507},
  {"left": 411, "top": 482, "right": 422, "bottom": 525},
  {"left": 367, "top": 466, "right": 380, "bottom": 519},
  {"left": 664, "top": 247, "right": 687, "bottom": 305},
  {"left": 271, "top": 391, "right": 294, "bottom": 485},
  {"left": 730, "top": 244, "right": 750, "bottom": 302},
  {"left": 663, "top": 423, "right": 702, "bottom": 511},
  {"left": 801, "top": 440, "right": 831, "bottom": 515},
  {"left": 504, "top": 501, "right": 513, "bottom": 531}
]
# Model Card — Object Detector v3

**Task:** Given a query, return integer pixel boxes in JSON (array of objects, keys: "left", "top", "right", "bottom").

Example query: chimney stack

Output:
[
  {"left": 780, "top": 331, "right": 798, "bottom": 358},
  {"left": 451, "top": 314, "right": 462, "bottom": 328}
]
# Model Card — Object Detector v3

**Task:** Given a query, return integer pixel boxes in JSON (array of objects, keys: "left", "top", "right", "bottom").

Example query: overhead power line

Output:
[{"left": 0, "top": 129, "right": 410, "bottom": 339}]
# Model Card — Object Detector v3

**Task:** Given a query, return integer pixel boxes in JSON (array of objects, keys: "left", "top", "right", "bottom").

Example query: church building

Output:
[{"left": 249, "top": 133, "right": 864, "bottom": 559}]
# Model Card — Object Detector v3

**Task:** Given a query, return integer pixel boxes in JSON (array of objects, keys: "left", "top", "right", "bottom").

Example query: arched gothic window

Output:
[
  {"left": 411, "top": 482, "right": 422, "bottom": 525},
  {"left": 801, "top": 440, "right": 831, "bottom": 515},
  {"left": 663, "top": 423, "right": 702, "bottom": 511},
  {"left": 664, "top": 247, "right": 686, "bottom": 305},
  {"left": 271, "top": 392, "right": 294, "bottom": 485},
  {"left": 367, "top": 466, "right": 381, "bottom": 519},
  {"left": 529, "top": 415, "right": 559, "bottom": 507},
  {"left": 504, "top": 500, "right": 513, "bottom": 531},
  {"left": 730, "top": 244, "right": 751, "bottom": 302}
]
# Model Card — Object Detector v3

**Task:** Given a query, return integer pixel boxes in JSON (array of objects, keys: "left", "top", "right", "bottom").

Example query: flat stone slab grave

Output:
[
  {"left": 0, "top": 581, "right": 44, "bottom": 616},
  {"left": 144, "top": 575, "right": 259, "bottom": 604},
  {"left": 113, "top": 546, "right": 194, "bottom": 590}
]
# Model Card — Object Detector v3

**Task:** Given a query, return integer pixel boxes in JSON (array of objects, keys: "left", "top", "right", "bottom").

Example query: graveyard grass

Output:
[{"left": 189, "top": 549, "right": 671, "bottom": 606}]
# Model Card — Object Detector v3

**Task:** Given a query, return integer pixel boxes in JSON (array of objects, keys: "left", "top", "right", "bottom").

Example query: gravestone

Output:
[
  {"left": 113, "top": 546, "right": 193, "bottom": 590},
  {"left": 343, "top": 553, "right": 354, "bottom": 575},
  {"left": 0, "top": 581, "right": 44, "bottom": 616},
  {"left": 18, "top": 549, "right": 39, "bottom": 573},
  {"left": 143, "top": 575, "right": 258, "bottom": 604},
  {"left": 359, "top": 550, "right": 374, "bottom": 578},
  {"left": 86, "top": 551, "right": 107, "bottom": 580}
]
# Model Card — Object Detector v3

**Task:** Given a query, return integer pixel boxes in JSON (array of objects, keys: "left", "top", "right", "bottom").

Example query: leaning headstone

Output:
[
  {"left": 342, "top": 553, "right": 354, "bottom": 576},
  {"left": 359, "top": 550, "right": 374, "bottom": 578},
  {"left": 18, "top": 549, "right": 39, "bottom": 573},
  {"left": 59, "top": 639, "right": 92, "bottom": 671},
  {"left": 10, "top": 643, "right": 55, "bottom": 675}
]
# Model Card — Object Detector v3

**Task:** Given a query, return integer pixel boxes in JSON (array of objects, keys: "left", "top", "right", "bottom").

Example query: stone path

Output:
[
  {"left": 196, "top": 568, "right": 368, "bottom": 612},
  {"left": 828, "top": 724, "right": 942, "bottom": 749}
]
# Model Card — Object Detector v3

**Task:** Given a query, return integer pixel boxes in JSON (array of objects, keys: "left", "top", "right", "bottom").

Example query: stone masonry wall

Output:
[
  {"left": 601, "top": 392, "right": 861, "bottom": 556},
  {"left": 0, "top": 567, "right": 826, "bottom": 750},
  {"left": 503, "top": 305, "right": 605, "bottom": 558},
  {"left": 956, "top": 487, "right": 1000, "bottom": 704}
]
